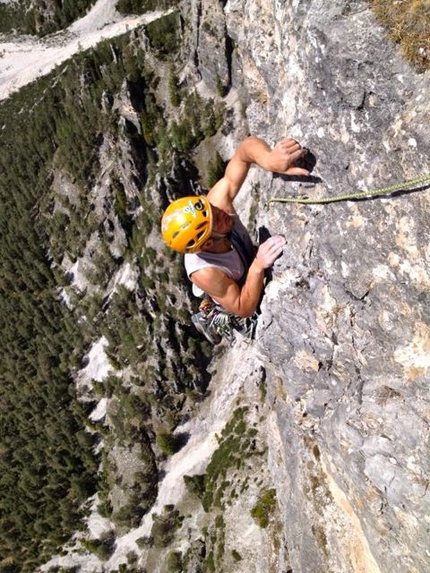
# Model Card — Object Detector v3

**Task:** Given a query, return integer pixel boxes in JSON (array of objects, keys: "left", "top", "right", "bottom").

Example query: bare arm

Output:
[
  {"left": 190, "top": 235, "right": 286, "bottom": 318},
  {"left": 207, "top": 136, "right": 309, "bottom": 211},
  {"left": 194, "top": 136, "right": 305, "bottom": 316}
]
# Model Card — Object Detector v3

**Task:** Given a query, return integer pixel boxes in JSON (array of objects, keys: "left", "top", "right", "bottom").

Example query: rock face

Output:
[
  {"left": 217, "top": 0, "right": 430, "bottom": 571},
  {"left": 14, "top": 1, "right": 427, "bottom": 571}
]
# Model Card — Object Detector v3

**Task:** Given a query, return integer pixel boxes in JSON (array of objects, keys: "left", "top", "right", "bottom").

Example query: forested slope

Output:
[
  {"left": 0, "top": 0, "right": 96, "bottom": 36},
  {"left": 0, "top": 7, "right": 224, "bottom": 570}
]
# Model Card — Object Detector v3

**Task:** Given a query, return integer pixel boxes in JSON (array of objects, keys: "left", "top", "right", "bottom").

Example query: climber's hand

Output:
[
  {"left": 265, "top": 138, "right": 309, "bottom": 176},
  {"left": 253, "top": 235, "right": 286, "bottom": 270}
]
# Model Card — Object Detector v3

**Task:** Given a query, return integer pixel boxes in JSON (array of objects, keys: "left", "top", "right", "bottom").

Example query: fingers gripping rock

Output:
[{"left": 255, "top": 235, "right": 286, "bottom": 269}]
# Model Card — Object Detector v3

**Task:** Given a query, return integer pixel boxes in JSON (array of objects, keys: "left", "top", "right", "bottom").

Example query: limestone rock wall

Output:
[{"left": 222, "top": 0, "right": 430, "bottom": 571}]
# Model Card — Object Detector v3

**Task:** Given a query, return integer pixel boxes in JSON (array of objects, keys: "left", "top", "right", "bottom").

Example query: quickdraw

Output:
[
  {"left": 266, "top": 174, "right": 430, "bottom": 207},
  {"left": 199, "top": 297, "right": 257, "bottom": 345}
]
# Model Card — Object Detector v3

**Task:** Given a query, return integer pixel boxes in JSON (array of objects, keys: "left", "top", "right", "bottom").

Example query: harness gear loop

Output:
[
  {"left": 197, "top": 297, "right": 257, "bottom": 345},
  {"left": 265, "top": 174, "right": 430, "bottom": 207}
]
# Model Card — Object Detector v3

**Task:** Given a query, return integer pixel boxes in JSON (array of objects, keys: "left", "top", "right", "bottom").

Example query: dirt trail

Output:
[{"left": 0, "top": 0, "right": 170, "bottom": 100}]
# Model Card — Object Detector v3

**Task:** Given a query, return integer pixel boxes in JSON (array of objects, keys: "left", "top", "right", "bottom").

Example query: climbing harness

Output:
[
  {"left": 190, "top": 224, "right": 258, "bottom": 345},
  {"left": 266, "top": 174, "right": 430, "bottom": 207},
  {"left": 192, "top": 296, "right": 258, "bottom": 345}
]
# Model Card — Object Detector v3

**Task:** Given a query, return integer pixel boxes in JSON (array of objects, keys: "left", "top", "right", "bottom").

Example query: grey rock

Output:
[{"left": 220, "top": 0, "right": 430, "bottom": 571}]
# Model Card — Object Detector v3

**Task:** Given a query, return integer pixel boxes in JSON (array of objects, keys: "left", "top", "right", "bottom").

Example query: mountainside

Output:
[
  {"left": 0, "top": 1, "right": 429, "bottom": 572},
  {"left": 241, "top": 1, "right": 430, "bottom": 571}
]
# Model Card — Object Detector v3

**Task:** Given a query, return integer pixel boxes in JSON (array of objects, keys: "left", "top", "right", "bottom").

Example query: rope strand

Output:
[{"left": 266, "top": 174, "right": 430, "bottom": 207}]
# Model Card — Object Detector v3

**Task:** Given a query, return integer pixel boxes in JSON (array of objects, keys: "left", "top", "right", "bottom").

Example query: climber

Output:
[{"left": 161, "top": 136, "right": 309, "bottom": 343}]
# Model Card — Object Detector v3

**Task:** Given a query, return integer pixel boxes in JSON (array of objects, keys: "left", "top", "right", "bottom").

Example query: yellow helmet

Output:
[{"left": 161, "top": 196, "right": 213, "bottom": 253}]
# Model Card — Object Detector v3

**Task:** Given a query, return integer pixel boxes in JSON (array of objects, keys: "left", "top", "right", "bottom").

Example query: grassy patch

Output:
[
  {"left": 251, "top": 488, "right": 277, "bottom": 528},
  {"left": 184, "top": 407, "right": 266, "bottom": 511},
  {"left": 150, "top": 506, "right": 184, "bottom": 548},
  {"left": 370, "top": 0, "right": 430, "bottom": 71},
  {"left": 182, "top": 406, "right": 267, "bottom": 572}
]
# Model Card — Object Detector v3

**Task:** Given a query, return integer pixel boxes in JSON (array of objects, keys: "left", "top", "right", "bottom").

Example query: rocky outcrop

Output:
[
  {"left": 220, "top": 0, "right": 430, "bottom": 571},
  {"left": 92, "top": 1, "right": 428, "bottom": 571},
  {"left": 17, "top": 1, "right": 427, "bottom": 570}
]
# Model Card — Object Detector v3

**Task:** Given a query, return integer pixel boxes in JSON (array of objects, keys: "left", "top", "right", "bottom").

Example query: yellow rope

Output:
[{"left": 266, "top": 174, "right": 430, "bottom": 207}]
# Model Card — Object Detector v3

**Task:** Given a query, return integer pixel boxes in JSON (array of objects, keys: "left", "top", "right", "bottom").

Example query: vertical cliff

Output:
[
  {"left": 89, "top": 1, "right": 429, "bottom": 570},
  {"left": 2, "top": 1, "right": 428, "bottom": 571},
  {"left": 222, "top": 0, "right": 430, "bottom": 571}
]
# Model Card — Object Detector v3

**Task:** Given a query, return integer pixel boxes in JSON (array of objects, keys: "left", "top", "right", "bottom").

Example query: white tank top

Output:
[{"left": 184, "top": 215, "right": 253, "bottom": 297}]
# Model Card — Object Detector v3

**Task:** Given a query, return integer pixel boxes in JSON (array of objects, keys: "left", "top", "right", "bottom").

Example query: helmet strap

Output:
[{"left": 210, "top": 231, "right": 230, "bottom": 243}]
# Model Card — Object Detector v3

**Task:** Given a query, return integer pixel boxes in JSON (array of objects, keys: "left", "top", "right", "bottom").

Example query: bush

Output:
[
  {"left": 117, "top": 0, "right": 175, "bottom": 14},
  {"left": 207, "top": 153, "right": 226, "bottom": 188},
  {"left": 183, "top": 474, "right": 206, "bottom": 500},
  {"left": 169, "top": 70, "right": 182, "bottom": 107},
  {"left": 164, "top": 551, "right": 183, "bottom": 573},
  {"left": 150, "top": 507, "right": 183, "bottom": 548},
  {"left": 156, "top": 431, "right": 181, "bottom": 455},
  {"left": 145, "top": 12, "right": 181, "bottom": 57},
  {"left": 250, "top": 488, "right": 276, "bottom": 528},
  {"left": 80, "top": 535, "right": 115, "bottom": 560}
]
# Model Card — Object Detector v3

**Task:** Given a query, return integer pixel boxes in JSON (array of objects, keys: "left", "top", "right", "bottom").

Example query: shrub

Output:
[
  {"left": 117, "top": 0, "right": 175, "bottom": 14},
  {"left": 150, "top": 507, "right": 183, "bottom": 548},
  {"left": 164, "top": 551, "right": 183, "bottom": 573},
  {"left": 183, "top": 474, "right": 206, "bottom": 500},
  {"left": 156, "top": 431, "right": 181, "bottom": 455},
  {"left": 250, "top": 488, "right": 277, "bottom": 528},
  {"left": 168, "top": 70, "right": 182, "bottom": 107},
  {"left": 207, "top": 153, "right": 226, "bottom": 188},
  {"left": 80, "top": 535, "right": 115, "bottom": 560},
  {"left": 145, "top": 12, "right": 181, "bottom": 57}
]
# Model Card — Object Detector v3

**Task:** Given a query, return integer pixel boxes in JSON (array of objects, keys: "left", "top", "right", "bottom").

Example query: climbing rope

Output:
[{"left": 266, "top": 174, "right": 430, "bottom": 207}]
